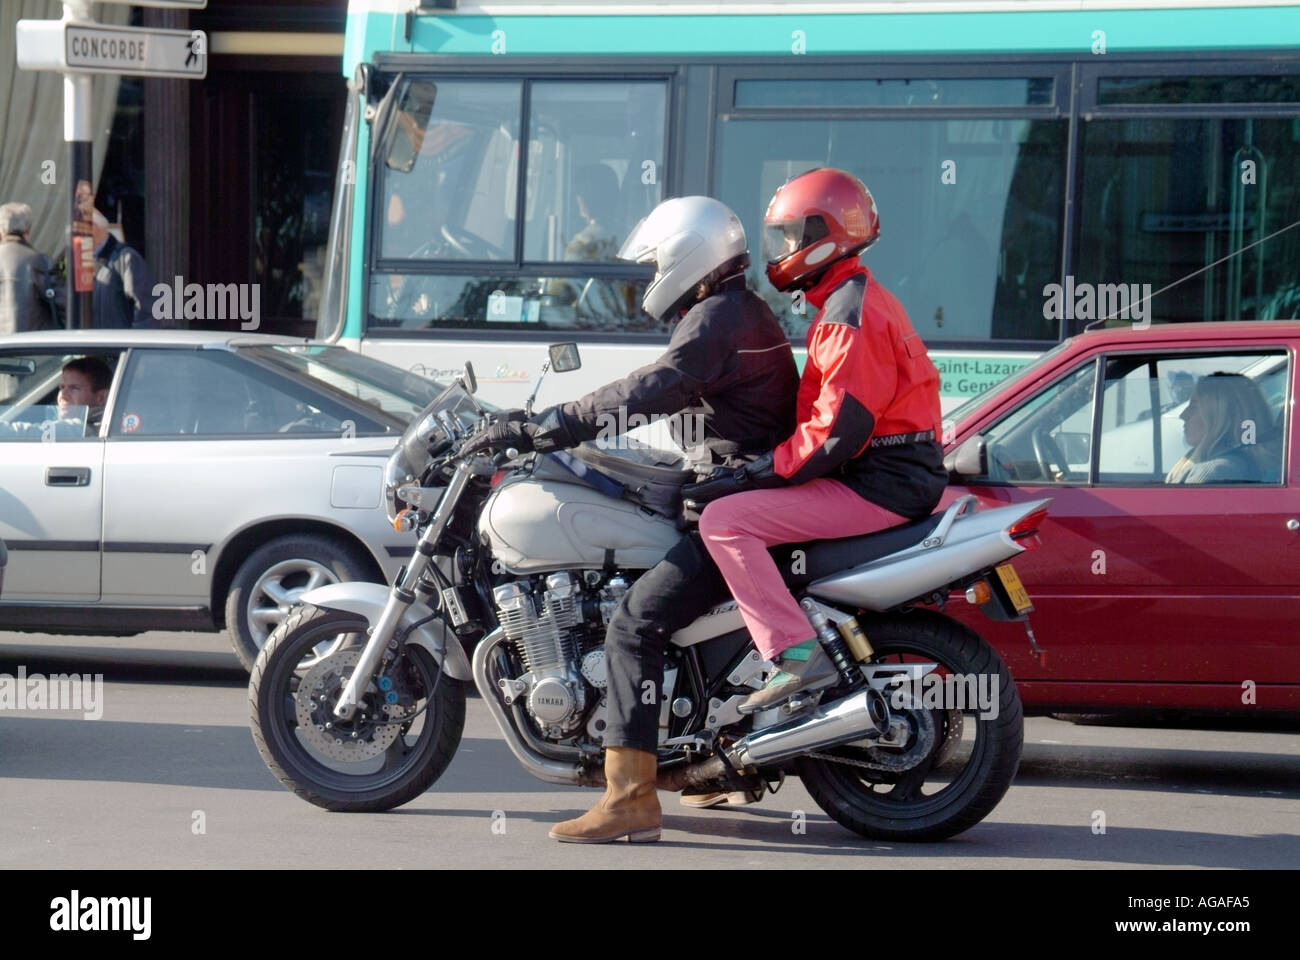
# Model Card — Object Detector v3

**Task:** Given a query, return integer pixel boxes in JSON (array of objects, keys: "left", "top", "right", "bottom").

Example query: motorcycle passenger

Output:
[
  {"left": 462, "top": 196, "right": 799, "bottom": 843},
  {"left": 685, "top": 168, "right": 948, "bottom": 713}
]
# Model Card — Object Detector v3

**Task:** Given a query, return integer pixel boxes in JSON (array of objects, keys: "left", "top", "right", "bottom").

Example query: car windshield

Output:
[
  {"left": 945, "top": 339, "right": 1077, "bottom": 427},
  {"left": 240, "top": 345, "right": 448, "bottom": 423}
]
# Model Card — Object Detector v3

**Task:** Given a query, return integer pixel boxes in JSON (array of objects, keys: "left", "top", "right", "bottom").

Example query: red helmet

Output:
[{"left": 762, "top": 168, "right": 880, "bottom": 292}]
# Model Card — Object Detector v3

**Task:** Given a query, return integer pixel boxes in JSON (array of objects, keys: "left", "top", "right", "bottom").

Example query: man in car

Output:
[{"left": 0, "top": 356, "right": 112, "bottom": 438}]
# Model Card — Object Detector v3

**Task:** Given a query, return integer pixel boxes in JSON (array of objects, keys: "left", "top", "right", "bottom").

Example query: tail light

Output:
[{"left": 1008, "top": 507, "right": 1048, "bottom": 541}]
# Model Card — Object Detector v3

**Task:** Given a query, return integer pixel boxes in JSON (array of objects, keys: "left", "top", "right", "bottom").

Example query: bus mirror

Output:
[
  {"left": 462, "top": 361, "right": 477, "bottom": 394},
  {"left": 385, "top": 81, "right": 437, "bottom": 174},
  {"left": 945, "top": 434, "right": 987, "bottom": 478},
  {"left": 549, "top": 342, "right": 581, "bottom": 373}
]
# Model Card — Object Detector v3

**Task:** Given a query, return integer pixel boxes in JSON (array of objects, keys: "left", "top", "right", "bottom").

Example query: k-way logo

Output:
[{"left": 50, "top": 891, "right": 151, "bottom": 940}]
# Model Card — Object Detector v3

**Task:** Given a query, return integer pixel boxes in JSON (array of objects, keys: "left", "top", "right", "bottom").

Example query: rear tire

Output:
[{"left": 796, "top": 610, "right": 1023, "bottom": 842}]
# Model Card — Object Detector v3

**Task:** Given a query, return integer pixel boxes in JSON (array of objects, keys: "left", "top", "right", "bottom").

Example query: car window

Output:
[
  {"left": 109, "top": 349, "right": 388, "bottom": 438},
  {"left": 978, "top": 360, "right": 1096, "bottom": 484},
  {"left": 240, "top": 344, "right": 452, "bottom": 423},
  {"left": 0, "top": 351, "right": 120, "bottom": 442},
  {"left": 1098, "top": 351, "right": 1286, "bottom": 485}
]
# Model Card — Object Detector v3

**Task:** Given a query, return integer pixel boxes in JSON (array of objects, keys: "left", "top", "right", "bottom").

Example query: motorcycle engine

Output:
[{"left": 493, "top": 571, "right": 599, "bottom": 739}]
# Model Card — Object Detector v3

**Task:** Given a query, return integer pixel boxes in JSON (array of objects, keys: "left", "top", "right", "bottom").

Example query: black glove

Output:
[
  {"left": 462, "top": 417, "right": 538, "bottom": 457},
  {"left": 680, "top": 451, "right": 788, "bottom": 505},
  {"left": 461, "top": 405, "right": 579, "bottom": 457}
]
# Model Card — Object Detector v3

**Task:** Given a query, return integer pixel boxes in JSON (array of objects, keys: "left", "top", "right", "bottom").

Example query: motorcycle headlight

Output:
[{"left": 384, "top": 447, "right": 416, "bottom": 524}]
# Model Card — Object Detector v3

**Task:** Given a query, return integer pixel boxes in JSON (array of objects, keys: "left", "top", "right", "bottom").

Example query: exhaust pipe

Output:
[
  {"left": 471, "top": 629, "right": 602, "bottom": 787},
  {"left": 657, "top": 686, "right": 891, "bottom": 791},
  {"left": 729, "top": 687, "right": 889, "bottom": 767}
]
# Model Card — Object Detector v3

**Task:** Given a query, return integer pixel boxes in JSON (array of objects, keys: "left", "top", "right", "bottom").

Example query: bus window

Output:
[
  {"left": 380, "top": 80, "right": 521, "bottom": 261},
  {"left": 523, "top": 81, "right": 666, "bottom": 263},
  {"left": 372, "top": 77, "right": 667, "bottom": 335},
  {"left": 715, "top": 112, "right": 1066, "bottom": 343},
  {"left": 1076, "top": 115, "right": 1300, "bottom": 327}
]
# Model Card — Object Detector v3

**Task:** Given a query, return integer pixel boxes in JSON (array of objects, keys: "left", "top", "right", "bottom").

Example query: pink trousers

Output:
[{"left": 698, "top": 479, "right": 908, "bottom": 660}]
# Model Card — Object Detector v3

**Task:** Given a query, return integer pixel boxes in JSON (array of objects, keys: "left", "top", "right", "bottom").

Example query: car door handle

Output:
[{"left": 46, "top": 467, "right": 91, "bottom": 487}]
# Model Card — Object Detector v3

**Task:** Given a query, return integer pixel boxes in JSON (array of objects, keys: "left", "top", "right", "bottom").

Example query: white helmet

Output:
[{"left": 618, "top": 196, "right": 748, "bottom": 323}]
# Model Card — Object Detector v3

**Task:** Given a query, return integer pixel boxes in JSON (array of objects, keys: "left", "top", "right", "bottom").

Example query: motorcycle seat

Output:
[{"left": 773, "top": 511, "right": 944, "bottom": 590}]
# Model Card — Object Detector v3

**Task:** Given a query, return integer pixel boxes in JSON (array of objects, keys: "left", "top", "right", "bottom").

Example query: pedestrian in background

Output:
[
  {"left": 92, "top": 208, "right": 157, "bottom": 328},
  {"left": 0, "top": 202, "right": 54, "bottom": 335}
]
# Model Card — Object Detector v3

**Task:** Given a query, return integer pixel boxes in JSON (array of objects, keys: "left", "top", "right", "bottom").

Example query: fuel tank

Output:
[{"left": 479, "top": 475, "right": 681, "bottom": 574}]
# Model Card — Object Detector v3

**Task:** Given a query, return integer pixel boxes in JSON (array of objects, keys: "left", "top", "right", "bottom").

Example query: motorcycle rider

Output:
[
  {"left": 462, "top": 196, "right": 799, "bottom": 843},
  {"left": 685, "top": 168, "right": 948, "bottom": 712}
]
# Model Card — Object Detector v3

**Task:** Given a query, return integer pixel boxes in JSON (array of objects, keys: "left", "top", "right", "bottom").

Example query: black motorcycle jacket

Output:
[{"left": 533, "top": 276, "right": 799, "bottom": 466}]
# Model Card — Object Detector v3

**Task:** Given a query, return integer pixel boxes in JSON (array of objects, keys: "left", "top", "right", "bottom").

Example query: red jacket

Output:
[{"left": 772, "top": 259, "right": 948, "bottom": 518}]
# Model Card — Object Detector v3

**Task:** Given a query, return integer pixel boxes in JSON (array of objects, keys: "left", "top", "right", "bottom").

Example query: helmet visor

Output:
[
  {"left": 616, "top": 216, "right": 657, "bottom": 263},
  {"left": 762, "top": 219, "right": 807, "bottom": 264}
]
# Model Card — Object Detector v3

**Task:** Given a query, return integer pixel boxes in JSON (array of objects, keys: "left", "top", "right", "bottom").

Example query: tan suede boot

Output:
[{"left": 549, "top": 747, "right": 662, "bottom": 843}]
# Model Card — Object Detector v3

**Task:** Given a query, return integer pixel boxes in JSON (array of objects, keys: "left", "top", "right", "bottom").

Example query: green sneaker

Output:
[{"left": 739, "top": 641, "right": 839, "bottom": 715}]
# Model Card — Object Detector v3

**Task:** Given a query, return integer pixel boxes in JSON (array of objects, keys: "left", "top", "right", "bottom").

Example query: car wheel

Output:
[{"left": 225, "top": 534, "right": 372, "bottom": 672}]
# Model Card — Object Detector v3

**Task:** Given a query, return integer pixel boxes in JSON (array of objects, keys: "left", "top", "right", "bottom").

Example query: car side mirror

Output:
[
  {"left": 548, "top": 342, "right": 581, "bottom": 373},
  {"left": 945, "top": 434, "right": 987, "bottom": 478}
]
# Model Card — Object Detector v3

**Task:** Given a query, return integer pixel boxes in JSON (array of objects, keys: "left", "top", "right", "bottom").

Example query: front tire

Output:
[
  {"left": 249, "top": 603, "right": 466, "bottom": 812},
  {"left": 796, "top": 610, "right": 1023, "bottom": 842}
]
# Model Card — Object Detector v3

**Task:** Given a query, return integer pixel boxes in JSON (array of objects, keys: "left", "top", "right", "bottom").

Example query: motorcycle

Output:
[{"left": 249, "top": 344, "right": 1050, "bottom": 841}]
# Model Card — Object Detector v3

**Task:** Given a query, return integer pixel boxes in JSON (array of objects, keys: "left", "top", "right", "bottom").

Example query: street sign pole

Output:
[
  {"left": 65, "top": 1, "right": 94, "bottom": 329},
  {"left": 15, "top": 0, "right": 208, "bottom": 328}
]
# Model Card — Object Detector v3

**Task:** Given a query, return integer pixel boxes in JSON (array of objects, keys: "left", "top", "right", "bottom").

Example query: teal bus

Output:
[{"left": 314, "top": 0, "right": 1300, "bottom": 413}]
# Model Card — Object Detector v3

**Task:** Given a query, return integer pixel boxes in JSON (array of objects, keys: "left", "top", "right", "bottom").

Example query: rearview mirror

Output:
[
  {"left": 385, "top": 81, "right": 437, "bottom": 174},
  {"left": 944, "top": 434, "right": 987, "bottom": 478},
  {"left": 548, "top": 342, "right": 581, "bottom": 373},
  {"left": 462, "top": 361, "right": 477, "bottom": 395}
]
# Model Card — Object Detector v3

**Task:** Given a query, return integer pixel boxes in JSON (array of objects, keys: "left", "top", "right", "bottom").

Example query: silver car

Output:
[{"left": 0, "top": 330, "right": 441, "bottom": 670}]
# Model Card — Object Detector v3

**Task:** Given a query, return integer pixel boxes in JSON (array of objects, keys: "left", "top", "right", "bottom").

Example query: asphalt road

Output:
[{"left": 1, "top": 630, "right": 1297, "bottom": 870}]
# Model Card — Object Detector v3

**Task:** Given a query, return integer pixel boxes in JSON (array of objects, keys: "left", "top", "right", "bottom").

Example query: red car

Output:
[{"left": 940, "top": 322, "right": 1298, "bottom": 717}]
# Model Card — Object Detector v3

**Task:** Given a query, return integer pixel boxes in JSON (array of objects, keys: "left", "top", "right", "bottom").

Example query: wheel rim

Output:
[
  {"left": 246, "top": 559, "right": 341, "bottom": 658},
  {"left": 263, "top": 615, "right": 442, "bottom": 793},
  {"left": 812, "top": 643, "right": 999, "bottom": 820}
]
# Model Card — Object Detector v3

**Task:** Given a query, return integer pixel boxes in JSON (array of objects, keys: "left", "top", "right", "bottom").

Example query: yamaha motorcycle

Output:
[{"left": 250, "top": 345, "right": 1049, "bottom": 841}]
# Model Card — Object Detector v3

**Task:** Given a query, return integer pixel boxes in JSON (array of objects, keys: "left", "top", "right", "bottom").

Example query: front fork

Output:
[{"left": 333, "top": 461, "right": 474, "bottom": 721}]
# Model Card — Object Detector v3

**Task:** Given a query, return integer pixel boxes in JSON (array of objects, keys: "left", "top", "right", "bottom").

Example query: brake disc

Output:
[{"left": 294, "top": 650, "right": 402, "bottom": 762}]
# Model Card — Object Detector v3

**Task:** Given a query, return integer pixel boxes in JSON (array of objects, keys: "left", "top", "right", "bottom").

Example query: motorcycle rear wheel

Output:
[
  {"left": 795, "top": 610, "right": 1023, "bottom": 842},
  {"left": 249, "top": 603, "right": 466, "bottom": 812}
]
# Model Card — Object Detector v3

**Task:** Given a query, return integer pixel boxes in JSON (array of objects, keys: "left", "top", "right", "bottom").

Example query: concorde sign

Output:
[{"left": 16, "top": 20, "right": 208, "bottom": 80}]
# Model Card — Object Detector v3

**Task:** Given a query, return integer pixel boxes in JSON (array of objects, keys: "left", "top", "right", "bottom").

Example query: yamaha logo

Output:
[{"left": 536, "top": 697, "right": 565, "bottom": 706}]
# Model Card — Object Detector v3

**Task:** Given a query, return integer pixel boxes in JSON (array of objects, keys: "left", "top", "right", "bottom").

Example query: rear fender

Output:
[
  {"left": 298, "top": 581, "right": 473, "bottom": 682},
  {"left": 806, "top": 498, "right": 1051, "bottom": 611}
]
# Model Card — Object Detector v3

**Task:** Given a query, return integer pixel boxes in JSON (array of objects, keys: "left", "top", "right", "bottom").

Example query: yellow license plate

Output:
[{"left": 995, "top": 563, "right": 1034, "bottom": 614}]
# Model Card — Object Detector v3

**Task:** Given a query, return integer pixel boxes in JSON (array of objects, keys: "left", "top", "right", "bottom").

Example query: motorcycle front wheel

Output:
[
  {"left": 249, "top": 603, "right": 466, "bottom": 812},
  {"left": 795, "top": 609, "right": 1023, "bottom": 842}
]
